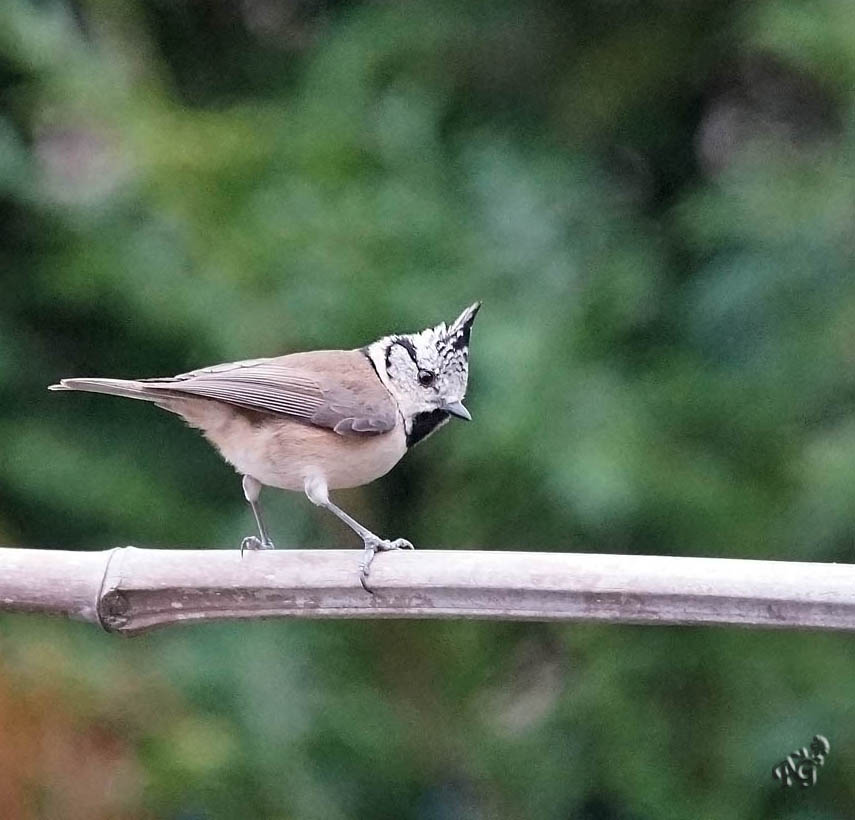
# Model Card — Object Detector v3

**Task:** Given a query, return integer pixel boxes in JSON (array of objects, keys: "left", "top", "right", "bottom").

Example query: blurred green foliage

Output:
[{"left": 2, "top": 0, "right": 855, "bottom": 817}]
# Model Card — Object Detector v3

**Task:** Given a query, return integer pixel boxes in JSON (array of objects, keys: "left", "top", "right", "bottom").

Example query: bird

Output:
[{"left": 49, "top": 302, "right": 480, "bottom": 584}]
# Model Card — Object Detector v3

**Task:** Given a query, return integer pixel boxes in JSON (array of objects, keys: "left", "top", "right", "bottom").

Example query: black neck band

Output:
[{"left": 406, "top": 409, "right": 450, "bottom": 448}]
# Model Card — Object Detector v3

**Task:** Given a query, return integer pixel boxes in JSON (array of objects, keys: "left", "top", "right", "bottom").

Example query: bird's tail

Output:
[{"left": 48, "top": 378, "right": 166, "bottom": 402}]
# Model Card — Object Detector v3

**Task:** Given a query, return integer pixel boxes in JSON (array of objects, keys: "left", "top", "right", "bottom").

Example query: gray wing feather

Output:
[
  {"left": 318, "top": 392, "right": 397, "bottom": 434},
  {"left": 139, "top": 357, "right": 397, "bottom": 436}
]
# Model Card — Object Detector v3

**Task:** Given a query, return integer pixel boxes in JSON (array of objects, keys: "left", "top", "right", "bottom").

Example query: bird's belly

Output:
[{"left": 211, "top": 414, "right": 407, "bottom": 492}]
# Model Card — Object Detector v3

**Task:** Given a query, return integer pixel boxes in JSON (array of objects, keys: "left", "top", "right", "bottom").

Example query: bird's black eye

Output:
[{"left": 418, "top": 369, "right": 435, "bottom": 387}]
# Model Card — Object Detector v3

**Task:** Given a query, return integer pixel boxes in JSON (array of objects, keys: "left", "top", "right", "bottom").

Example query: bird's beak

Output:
[{"left": 444, "top": 400, "right": 472, "bottom": 421}]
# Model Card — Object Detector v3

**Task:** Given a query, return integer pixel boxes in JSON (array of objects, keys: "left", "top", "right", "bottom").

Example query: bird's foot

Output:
[
  {"left": 240, "top": 536, "right": 276, "bottom": 556},
  {"left": 359, "top": 536, "right": 414, "bottom": 587}
]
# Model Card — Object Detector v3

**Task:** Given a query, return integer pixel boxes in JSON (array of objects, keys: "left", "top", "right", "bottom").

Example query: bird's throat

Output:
[{"left": 406, "top": 409, "right": 451, "bottom": 448}]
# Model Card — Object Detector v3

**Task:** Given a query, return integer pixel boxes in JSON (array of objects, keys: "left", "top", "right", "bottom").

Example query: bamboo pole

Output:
[{"left": 2, "top": 547, "right": 855, "bottom": 636}]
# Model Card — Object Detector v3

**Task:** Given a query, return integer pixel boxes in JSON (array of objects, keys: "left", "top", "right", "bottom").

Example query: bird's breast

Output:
[{"left": 208, "top": 412, "right": 408, "bottom": 492}]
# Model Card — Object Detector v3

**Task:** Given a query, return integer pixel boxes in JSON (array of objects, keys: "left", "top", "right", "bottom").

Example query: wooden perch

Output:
[{"left": 2, "top": 547, "right": 855, "bottom": 636}]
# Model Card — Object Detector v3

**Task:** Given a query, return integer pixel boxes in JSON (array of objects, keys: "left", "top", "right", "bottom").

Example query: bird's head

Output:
[{"left": 367, "top": 302, "right": 481, "bottom": 446}]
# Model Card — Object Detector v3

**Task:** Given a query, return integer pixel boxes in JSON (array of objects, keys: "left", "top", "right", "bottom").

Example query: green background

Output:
[{"left": 2, "top": 1, "right": 855, "bottom": 817}]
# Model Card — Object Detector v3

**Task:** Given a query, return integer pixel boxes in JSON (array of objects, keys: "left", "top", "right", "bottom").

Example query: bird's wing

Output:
[{"left": 140, "top": 351, "right": 398, "bottom": 436}]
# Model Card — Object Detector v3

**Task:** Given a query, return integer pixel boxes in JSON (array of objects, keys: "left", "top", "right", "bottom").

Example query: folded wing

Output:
[{"left": 54, "top": 351, "right": 399, "bottom": 437}]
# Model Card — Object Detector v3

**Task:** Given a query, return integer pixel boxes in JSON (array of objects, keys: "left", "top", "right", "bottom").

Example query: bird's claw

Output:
[
  {"left": 383, "top": 537, "right": 414, "bottom": 552},
  {"left": 359, "top": 536, "right": 414, "bottom": 587},
  {"left": 240, "top": 535, "right": 275, "bottom": 557}
]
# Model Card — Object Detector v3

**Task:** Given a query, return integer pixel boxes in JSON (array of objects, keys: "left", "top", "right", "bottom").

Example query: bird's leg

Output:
[
  {"left": 240, "top": 475, "right": 275, "bottom": 554},
  {"left": 303, "top": 476, "right": 413, "bottom": 582}
]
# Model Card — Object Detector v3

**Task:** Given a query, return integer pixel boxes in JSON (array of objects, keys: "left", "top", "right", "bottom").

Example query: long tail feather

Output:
[{"left": 48, "top": 378, "right": 163, "bottom": 402}]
